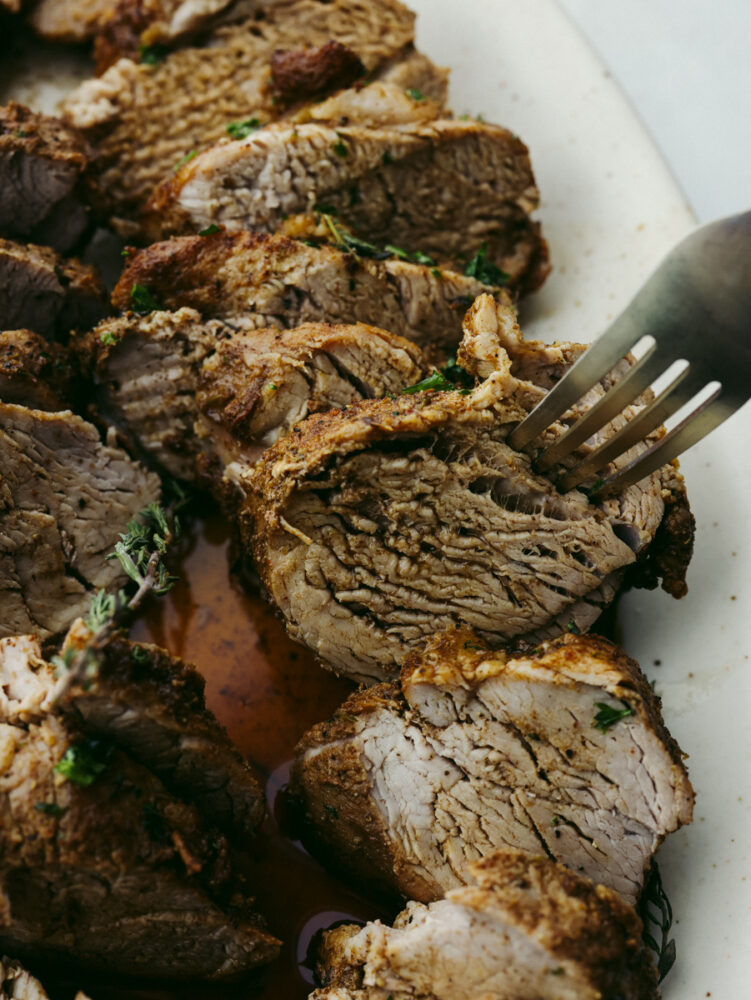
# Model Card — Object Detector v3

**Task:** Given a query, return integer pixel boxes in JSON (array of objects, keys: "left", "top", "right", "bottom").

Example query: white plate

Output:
[{"left": 6, "top": 2, "right": 751, "bottom": 996}]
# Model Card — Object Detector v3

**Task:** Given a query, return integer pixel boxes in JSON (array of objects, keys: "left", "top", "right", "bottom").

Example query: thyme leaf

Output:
[
  {"left": 638, "top": 862, "right": 676, "bottom": 982},
  {"left": 226, "top": 118, "right": 260, "bottom": 139},
  {"left": 130, "top": 283, "right": 163, "bottom": 314},
  {"left": 54, "top": 738, "right": 112, "bottom": 787},
  {"left": 173, "top": 149, "right": 197, "bottom": 173}
]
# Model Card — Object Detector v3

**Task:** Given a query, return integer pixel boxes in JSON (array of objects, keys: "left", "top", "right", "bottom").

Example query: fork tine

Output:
[
  {"left": 535, "top": 341, "right": 667, "bottom": 471},
  {"left": 506, "top": 322, "right": 641, "bottom": 451},
  {"left": 583, "top": 389, "right": 729, "bottom": 498}
]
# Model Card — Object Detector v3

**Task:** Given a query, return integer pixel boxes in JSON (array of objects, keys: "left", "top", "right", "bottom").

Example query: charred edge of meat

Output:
[
  {"left": 93, "top": 0, "right": 154, "bottom": 74},
  {"left": 0, "top": 330, "right": 80, "bottom": 411},
  {"left": 270, "top": 41, "right": 366, "bottom": 106},
  {"left": 625, "top": 472, "right": 695, "bottom": 599}
]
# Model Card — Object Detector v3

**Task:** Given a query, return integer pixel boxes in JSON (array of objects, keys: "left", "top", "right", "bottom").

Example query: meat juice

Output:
[{"left": 51, "top": 501, "right": 390, "bottom": 1000}]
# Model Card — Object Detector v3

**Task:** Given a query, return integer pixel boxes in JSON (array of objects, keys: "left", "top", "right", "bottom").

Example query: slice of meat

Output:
[
  {"left": 0, "top": 403, "right": 161, "bottom": 639},
  {"left": 242, "top": 300, "right": 692, "bottom": 682},
  {"left": 312, "top": 849, "right": 659, "bottom": 1000},
  {"left": 62, "top": 0, "right": 422, "bottom": 230},
  {"left": 0, "top": 103, "right": 91, "bottom": 254},
  {"left": 111, "top": 231, "right": 496, "bottom": 356},
  {"left": 27, "top": 0, "right": 118, "bottom": 40},
  {"left": 0, "top": 331, "right": 78, "bottom": 411},
  {"left": 84, "top": 308, "right": 426, "bottom": 488},
  {"left": 0, "top": 239, "right": 108, "bottom": 341},
  {"left": 55, "top": 623, "right": 266, "bottom": 839},
  {"left": 143, "top": 119, "right": 549, "bottom": 295},
  {"left": 293, "top": 630, "right": 693, "bottom": 905},
  {"left": 290, "top": 77, "right": 445, "bottom": 129},
  {"left": 270, "top": 39, "right": 366, "bottom": 106},
  {"left": 0, "top": 713, "right": 278, "bottom": 979}
]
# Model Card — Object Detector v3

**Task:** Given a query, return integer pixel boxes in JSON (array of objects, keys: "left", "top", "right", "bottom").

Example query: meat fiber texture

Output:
[
  {"left": 0, "top": 239, "right": 108, "bottom": 342},
  {"left": 293, "top": 629, "right": 693, "bottom": 905},
  {"left": 61, "top": 0, "right": 437, "bottom": 231},
  {"left": 85, "top": 307, "right": 428, "bottom": 491},
  {"left": 0, "top": 403, "right": 161, "bottom": 639},
  {"left": 143, "top": 118, "right": 549, "bottom": 296},
  {"left": 0, "top": 104, "right": 92, "bottom": 253},
  {"left": 112, "top": 230, "right": 493, "bottom": 356},
  {"left": 0, "top": 630, "right": 277, "bottom": 979},
  {"left": 243, "top": 297, "right": 694, "bottom": 683},
  {"left": 311, "top": 848, "right": 659, "bottom": 1000}
]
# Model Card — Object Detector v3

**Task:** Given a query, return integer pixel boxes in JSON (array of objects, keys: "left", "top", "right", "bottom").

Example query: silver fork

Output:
[{"left": 508, "top": 211, "right": 751, "bottom": 497}]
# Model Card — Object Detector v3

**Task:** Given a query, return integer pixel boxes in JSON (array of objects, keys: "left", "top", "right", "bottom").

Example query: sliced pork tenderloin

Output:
[
  {"left": 0, "top": 331, "right": 79, "bottom": 411},
  {"left": 62, "top": 0, "right": 425, "bottom": 229},
  {"left": 293, "top": 629, "right": 693, "bottom": 905},
  {"left": 312, "top": 849, "right": 659, "bottom": 1000},
  {"left": 0, "top": 239, "right": 108, "bottom": 341},
  {"left": 53, "top": 622, "right": 266, "bottom": 838},
  {"left": 0, "top": 712, "right": 278, "bottom": 979},
  {"left": 0, "top": 103, "right": 92, "bottom": 253},
  {"left": 25, "top": 0, "right": 118, "bottom": 40},
  {"left": 143, "top": 119, "right": 549, "bottom": 296},
  {"left": 84, "top": 307, "right": 427, "bottom": 489},
  {"left": 0, "top": 403, "right": 160, "bottom": 639},
  {"left": 112, "top": 231, "right": 492, "bottom": 356},
  {"left": 242, "top": 298, "right": 692, "bottom": 682}
]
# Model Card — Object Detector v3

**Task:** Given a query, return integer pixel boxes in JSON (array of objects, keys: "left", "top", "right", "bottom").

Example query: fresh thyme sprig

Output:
[
  {"left": 50, "top": 489, "right": 187, "bottom": 703},
  {"left": 638, "top": 862, "right": 676, "bottom": 982}
]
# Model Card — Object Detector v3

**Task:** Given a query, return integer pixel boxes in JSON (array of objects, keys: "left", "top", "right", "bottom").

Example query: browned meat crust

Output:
[
  {"left": 0, "top": 103, "right": 92, "bottom": 254},
  {"left": 0, "top": 330, "right": 79, "bottom": 411},
  {"left": 111, "top": 231, "right": 495, "bottom": 356},
  {"left": 270, "top": 40, "right": 365, "bottom": 106},
  {"left": 313, "top": 848, "right": 659, "bottom": 1000}
]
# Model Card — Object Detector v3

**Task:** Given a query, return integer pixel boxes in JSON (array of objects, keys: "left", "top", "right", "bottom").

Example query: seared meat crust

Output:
[
  {"left": 312, "top": 848, "right": 659, "bottom": 1000},
  {"left": 293, "top": 629, "right": 693, "bottom": 904},
  {"left": 112, "top": 231, "right": 491, "bottom": 355},
  {"left": 144, "top": 119, "right": 549, "bottom": 295},
  {"left": 0, "top": 331, "right": 78, "bottom": 411}
]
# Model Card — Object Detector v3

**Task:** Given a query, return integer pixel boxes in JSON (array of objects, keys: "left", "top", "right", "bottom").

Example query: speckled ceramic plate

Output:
[{"left": 4, "top": 1, "right": 751, "bottom": 998}]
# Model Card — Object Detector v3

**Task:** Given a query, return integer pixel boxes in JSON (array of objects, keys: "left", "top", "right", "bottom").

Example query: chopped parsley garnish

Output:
[
  {"left": 593, "top": 701, "right": 635, "bottom": 733},
  {"left": 130, "top": 283, "right": 163, "bottom": 314},
  {"left": 54, "top": 738, "right": 112, "bottom": 787},
  {"left": 131, "top": 645, "right": 151, "bottom": 664},
  {"left": 412, "top": 249, "right": 437, "bottom": 266},
  {"left": 383, "top": 245, "right": 436, "bottom": 266},
  {"left": 99, "top": 330, "right": 119, "bottom": 346},
  {"left": 381, "top": 150, "right": 394, "bottom": 165},
  {"left": 402, "top": 370, "right": 455, "bottom": 395},
  {"left": 384, "top": 244, "right": 410, "bottom": 260},
  {"left": 35, "top": 801, "right": 64, "bottom": 816},
  {"left": 464, "top": 243, "right": 510, "bottom": 286},
  {"left": 268, "top": 382, "right": 278, "bottom": 390},
  {"left": 199, "top": 224, "right": 221, "bottom": 236},
  {"left": 332, "top": 136, "right": 348, "bottom": 157},
  {"left": 431, "top": 267, "right": 442, "bottom": 279},
  {"left": 463, "top": 640, "right": 485, "bottom": 651},
  {"left": 138, "top": 44, "right": 167, "bottom": 65},
  {"left": 566, "top": 620, "right": 581, "bottom": 634},
  {"left": 14, "top": 129, "right": 29, "bottom": 138},
  {"left": 226, "top": 118, "right": 260, "bottom": 139},
  {"left": 320, "top": 214, "right": 391, "bottom": 259},
  {"left": 405, "top": 87, "right": 427, "bottom": 101},
  {"left": 173, "top": 149, "right": 197, "bottom": 173}
]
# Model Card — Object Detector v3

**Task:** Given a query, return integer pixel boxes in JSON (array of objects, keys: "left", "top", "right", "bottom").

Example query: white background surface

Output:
[{"left": 559, "top": 0, "right": 751, "bottom": 223}]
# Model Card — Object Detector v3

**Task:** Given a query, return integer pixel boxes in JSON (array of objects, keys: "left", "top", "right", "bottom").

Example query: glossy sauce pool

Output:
[{"left": 49, "top": 501, "right": 392, "bottom": 1000}]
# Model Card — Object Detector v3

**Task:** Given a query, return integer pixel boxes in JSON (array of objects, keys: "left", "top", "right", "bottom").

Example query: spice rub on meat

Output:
[
  {"left": 0, "top": 630, "right": 276, "bottom": 979},
  {"left": 293, "top": 629, "right": 693, "bottom": 905},
  {"left": 0, "top": 403, "right": 160, "bottom": 640},
  {"left": 85, "top": 308, "right": 427, "bottom": 487},
  {"left": 242, "top": 297, "right": 693, "bottom": 682},
  {"left": 311, "top": 848, "right": 659, "bottom": 1000},
  {"left": 112, "top": 231, "right": 492, "bottom": 356},
  {"left": 61, "top": 0, "right": 440, "bottom": 231},
  {"left": 143, "top": 118, "right": 549, "bottom": 296},
  {"left": 0, "top": 103, "right": 92, "bottom": 254},
  {"left": 0, "top": 330, "right": 79, "bottom": 411}
]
